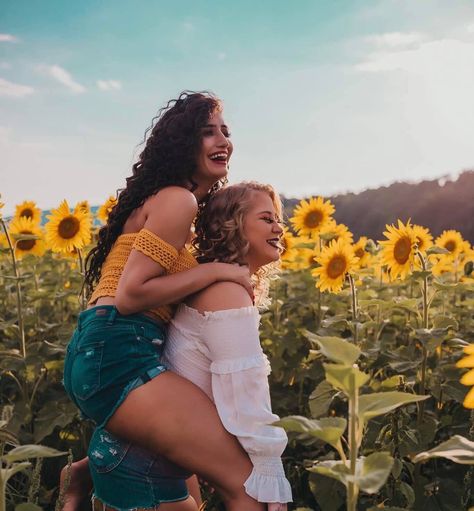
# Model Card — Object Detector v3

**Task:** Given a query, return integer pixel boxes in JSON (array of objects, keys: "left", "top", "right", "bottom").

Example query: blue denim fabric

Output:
[
  {"left": 88, "top": 428, "right": 190, "bottom": 509},
  {"left": 63, "top": 306, "right": 168, "bottom": 428},
  {"left": 63, "top": 306, "right": 190, "bottom": 507}
]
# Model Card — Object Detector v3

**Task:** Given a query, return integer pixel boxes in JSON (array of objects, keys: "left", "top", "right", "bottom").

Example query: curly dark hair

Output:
[{"left": 84, "top": 91, "right": 224, "bottom": 295}]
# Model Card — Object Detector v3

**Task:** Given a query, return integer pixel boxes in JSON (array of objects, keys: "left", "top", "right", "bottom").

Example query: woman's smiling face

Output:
[
  {"left": 243, "top": 190, "right": 283, "bottom": 272},
  {"left": 194, "top": 110, "right": 233, "bottom": 191}
]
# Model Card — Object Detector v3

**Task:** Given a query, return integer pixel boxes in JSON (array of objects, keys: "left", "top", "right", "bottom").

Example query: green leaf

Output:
[
  {"left": 432, "top": 280, "right": 461, "bottom": 291},
  {"left": 308, "top": 452, "right": 394, "bottom": 494},
  {"left": 0, "top": 462, "right": 32, "bottom": 483},
  {"left": 303, "top": 331, "right": 361, "bottom": 365},
  {"left": 426, "top": 246, "right": 450, "bottom": 255},
  {"left": 412, "top": 435, "right": 474, "bottom": 464},
  {"left": 324, "top": 363, "right": 370, "bottom": 396},
  {"left": 307, "top": 460, "right": 350, "bottom": 487},
  {"left": 356, "top": 452, "right": 394, "bottom": 493},
  {"left": 432, "top": 315, "right": 459, "bottom": 330},
  {"left": 274, "top": 415, "right": 346, "bottom": 450},
  {"left": 2, "top": 444, "right": 67, "bottom": 462},
  {"left": 359, "top": 392, "right": 429, "bottom": 423},
  {"left": 309, "top": 380, "right": 337, "bottom": 418}
]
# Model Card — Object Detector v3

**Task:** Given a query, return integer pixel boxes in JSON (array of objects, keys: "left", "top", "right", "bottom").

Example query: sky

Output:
[{"left": 1, "top": 0, "right": 474, "bottom": 214}]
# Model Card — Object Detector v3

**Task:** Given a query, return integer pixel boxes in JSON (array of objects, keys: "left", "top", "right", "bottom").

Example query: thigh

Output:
[{"left": 105, "top": 371, "right": 255, "bottom": 501}]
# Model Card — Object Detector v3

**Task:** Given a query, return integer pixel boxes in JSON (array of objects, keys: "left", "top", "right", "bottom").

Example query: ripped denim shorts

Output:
[
  {"left": 63, "top": 305, "right": 190, "bottom": 508},
  {"left": 88, "top": 427, "right": 191, "bottom": 510}
]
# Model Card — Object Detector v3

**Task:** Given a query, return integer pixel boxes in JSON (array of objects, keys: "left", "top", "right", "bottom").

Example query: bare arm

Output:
[{"left": 115, "top": 187, "right": 252, "bottom": 315}]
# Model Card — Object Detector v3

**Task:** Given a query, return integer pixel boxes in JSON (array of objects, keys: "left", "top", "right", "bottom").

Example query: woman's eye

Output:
[
  {"left": 223, "top": 130, "right": 231, "bottom": 138},
  {"left": 263, "top": 217, "right": 273, "bottom": 223},
  {"left": 202, "top": 129, "right": 214, "bottom": 137}
]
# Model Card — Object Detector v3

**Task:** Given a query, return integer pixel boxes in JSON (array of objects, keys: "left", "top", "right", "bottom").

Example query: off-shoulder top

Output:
[
  {"left": 162, "top": 303, "right": 293, "bottom": 504},
  {"left": 88, "top": 229, "right": 198, "bottom": 322}
]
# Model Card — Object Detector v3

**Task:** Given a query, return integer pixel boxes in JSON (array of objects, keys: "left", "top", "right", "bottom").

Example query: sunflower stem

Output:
[
  {"left": 416, "top": 251, "right": 429, "bottom": 427},
  {"left": 1, "top": 218, "right": 26, "bottom": 358},
  {"left": 76, "top": 248, "right": 87, "bottom": 311},
  {"left": 348, "top": 274, "right": 359, "bottom": 345},
  {"left": 347, "top": 371, "right": 359, "bottom": 511}
]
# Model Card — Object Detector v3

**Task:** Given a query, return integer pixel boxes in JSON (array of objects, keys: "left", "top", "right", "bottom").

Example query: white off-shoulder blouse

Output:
[{"left": 162, "top": 303, "right": 292, "bottom": 504}]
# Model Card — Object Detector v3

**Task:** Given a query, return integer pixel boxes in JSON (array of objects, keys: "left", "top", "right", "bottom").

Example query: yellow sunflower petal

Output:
[
  {"left": 463, "top": 385, "right": 474, "bottom": 409},
  {"left": 457, "top": 354, "right": 474, "bottom": 369},
  {"left": 45, "top": 199, "right": 91, "bottom": 253},
  {"left": 460, "top": 368, "right": 474, "bottom": 386},
  {"left": 290, "top": 196, "right": 335, "bottom": 237},
  {"left": 14, "top": 200, "right": 42, "bottom": 225},
  {"left": 464, "top": 344, "right": 474, "bottom": 355}
]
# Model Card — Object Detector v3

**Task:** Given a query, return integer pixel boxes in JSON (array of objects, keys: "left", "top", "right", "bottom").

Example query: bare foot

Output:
[{"left": 58, "top": 457, "right": 93, "bottom": 511}]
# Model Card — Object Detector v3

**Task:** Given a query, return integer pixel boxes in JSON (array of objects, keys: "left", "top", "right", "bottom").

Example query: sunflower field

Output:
[{"left": 1, "top": 194, "right": 474, "bottom": 511}]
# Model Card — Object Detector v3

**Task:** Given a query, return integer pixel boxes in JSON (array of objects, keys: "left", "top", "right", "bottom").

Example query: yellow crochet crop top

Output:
[{"left": 88, "top": 228, "right": 198, "bottom": 322}]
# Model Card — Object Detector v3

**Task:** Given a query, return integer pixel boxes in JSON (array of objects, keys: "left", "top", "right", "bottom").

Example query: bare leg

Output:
[
  {"left": 59, "top": 457, "right": 92, "bottom": 511},
  {"left": 106, "top": 371, "right": 265, "bottom": 511},
  {"left": 186, "top": 475, "right": 202, "bottom": 507}
]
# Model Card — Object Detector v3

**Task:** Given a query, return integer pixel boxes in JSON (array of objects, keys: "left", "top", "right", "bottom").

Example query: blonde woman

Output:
[{"left": 87, "top": 182, "right": 292, "bottom": 511}]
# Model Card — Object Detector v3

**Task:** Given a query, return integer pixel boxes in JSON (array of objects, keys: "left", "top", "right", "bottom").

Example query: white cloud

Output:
[
  {"left": 0, "top": 34, "right": 18, "bottom": 43},
  {"left": 97, "top": 79, "right": 122, "bottom": 91},
  {"left": 217, "top": 52, "right": 227, "bottom": 61},
  {"left": 355, "top": 37, "right": 474, "bottom": 74},
  {"left": 0, "top": 77, "right": 34, "bottom": 97},
  {"left": 39, "top": 64, "right": 86, "bottom": 93},
  {"left": 365, "top": 31, "right": 426, "bottom": 48},
  {"left": 468, "top": 22, "right": 474, "bottom": 33}
]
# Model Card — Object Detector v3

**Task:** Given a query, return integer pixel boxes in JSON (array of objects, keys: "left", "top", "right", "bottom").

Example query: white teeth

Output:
[
  {"left": 267, "top": 239, "right": 279, "bottom": 248},
  {"left": 209, "top": 152, "right": 227, "bottom": 160}
]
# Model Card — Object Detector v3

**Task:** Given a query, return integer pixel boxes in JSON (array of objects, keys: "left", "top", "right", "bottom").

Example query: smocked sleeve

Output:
[{"left": 200, "top": 307, "right": 292, "bottom": 503}]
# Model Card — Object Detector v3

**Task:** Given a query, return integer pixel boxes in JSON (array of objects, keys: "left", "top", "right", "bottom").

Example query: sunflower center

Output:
[
  {"left": 393, "top": 236, "right": 412, "bottom": 264},
  {"left": 445, "top": 240, "right": 456, "bottom": 252},
  {"left": 355, "top": 248, "right": 365, "bottom": 259},
  {"left": 17, "top": 231, "right": 35, "bottom": 251},
  {"left": 21, "top": 208, "right": 33, "bottom": 219},
  {"left": 58, "top": 216, "right": 80, "bottom": 239},
  {"left": 304, "top": 210, "right": 323, "bottom": 229},
  {"left": 327, "top": 255, "right": 347, "bottom": 279}
]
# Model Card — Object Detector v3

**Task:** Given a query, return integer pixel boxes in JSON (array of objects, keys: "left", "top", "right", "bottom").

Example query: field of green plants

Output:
[{"left": 1, "top": 196, "right": 474, "bottom": 511}]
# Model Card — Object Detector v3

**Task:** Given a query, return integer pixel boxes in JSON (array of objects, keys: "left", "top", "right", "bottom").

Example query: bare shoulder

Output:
[
  {"left": 143, "top": 186, "right": 198, "bottom": 249},
  {"left": 192, "top": 281, "right": 253, "bottom": 313},
  {"left": 146, "top": 186, "right": 198, "bottom": 216}
]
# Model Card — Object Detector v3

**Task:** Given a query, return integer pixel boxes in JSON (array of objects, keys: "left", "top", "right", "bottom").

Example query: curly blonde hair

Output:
[{"left": 193, "top": 181, "right": 282, "bottom": 307}]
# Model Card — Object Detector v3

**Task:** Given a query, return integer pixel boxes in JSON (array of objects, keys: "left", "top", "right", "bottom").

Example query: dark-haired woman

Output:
[{"left": 62, "top": 92, "right": 266, "bottom": 510}]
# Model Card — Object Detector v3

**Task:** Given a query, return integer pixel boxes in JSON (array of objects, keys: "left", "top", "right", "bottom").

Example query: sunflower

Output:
[
  {"left": 45, "top": 200, "right": 92, "bottom": 253},
  {"left": 14, "top": 200, "right": 42, "bottom": 225},
  {"left": 320, "top": 221, "right": 354, "bottom": 244},
  {"left": 97, "top": 195, "right": 118, "bottom": 223},
  {"left": 412, "top": 224, "right": 433, "bottom": 253},
  {"left": 290, "top": 196, "right": 334, "bottom": 237},
  {"left": 379, "top": 220, "right": 417, "bottom": 280},
  {"left": 435, "top": 230, "right": 464, "bottom": 259},
  {"left": 74, "top": 200, "right": 91, "bottom": 216},
  {"left": 311, "top": 238, "right": 358, "bottom": 293},
  {"left": 430, "top": 255, "right": 454, "bottom": 277},
  {"left": 457, "top": 344, "right": 474, "bottom": 409},
  {"left": 0, "top": 196, "right": 4, "bottom": 220},
  {"left": 8, "top": 216, "right": 46, "bottom": 259},
  {"left": 352, "top": 236, "right": 371, "bottom": 268}
]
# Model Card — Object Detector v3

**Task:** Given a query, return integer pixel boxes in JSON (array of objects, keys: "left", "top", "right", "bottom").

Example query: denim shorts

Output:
[
  {"left": 88, "top": 427, "right": 190, "bottom": 510},
  {"left": 63, "top": 305, "right": 168, "bottom": 428},
  {"left": 63, "top": 305, "right": 190, "bottom": 507}
]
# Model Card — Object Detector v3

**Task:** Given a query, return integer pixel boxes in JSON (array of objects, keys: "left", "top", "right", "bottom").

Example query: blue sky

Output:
[{"left": 1, "top": 0, "right": 474, "bottom": 213}]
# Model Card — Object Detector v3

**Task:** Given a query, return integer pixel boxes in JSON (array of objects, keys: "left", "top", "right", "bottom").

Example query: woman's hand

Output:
[
  {"left": 268, "top": 504, "right": 287, "bottom": 511},
  {"left": 211, "top": 262, "right": 254, "bottom": 301}
]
